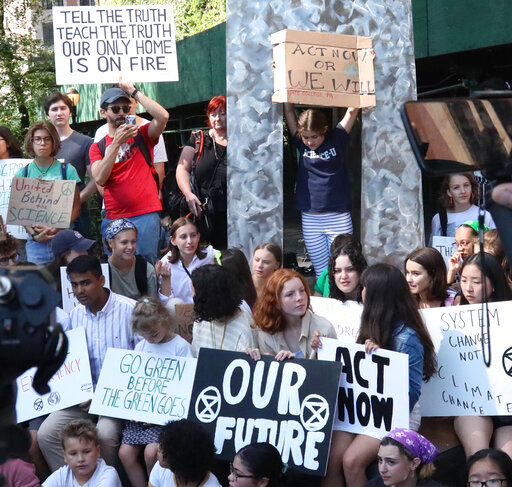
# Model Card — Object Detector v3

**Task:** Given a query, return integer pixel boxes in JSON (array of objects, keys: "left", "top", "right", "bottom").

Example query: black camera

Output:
[{"left": 0, "top": 266, "right": 68, "bottom": 425}]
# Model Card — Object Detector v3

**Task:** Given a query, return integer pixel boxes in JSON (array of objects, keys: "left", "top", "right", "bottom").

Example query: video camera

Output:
[
  {"left": 0, "top": 266, "right": 68, "bottom": 425},
  {"left": 401, "top": 92, "right": 512, "bottom": 263}
]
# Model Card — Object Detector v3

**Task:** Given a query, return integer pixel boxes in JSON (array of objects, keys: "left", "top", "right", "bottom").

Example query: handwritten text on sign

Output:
[
  {"left": 420, "top": 302, "right": 512, "bottom": 416},
  {"left": 53, "top": 6, "right": 178, "bottom": 84},
  {"left": 61, "top": 263, "right": 110, "bottom": 313},
  {"left": 7, "top": 177, "right": 76, "bottom": 228},
  {"left": 188, "top": 349, "right": 341, "bottom": 476},
  {"left": 319, "top": 338, "right": 409, "bottom": 439},
  {"left": 90, "top": 348, "right": 197, "bottom": 425},
  {"left": 16, "top": 328, "right": 93, "bottom": 423},
  {"left": 0, "top": 159, "right": 31, "bottom": 239},
  {"left": 432, "top": 236, "right": 455, "bottom": 269}
]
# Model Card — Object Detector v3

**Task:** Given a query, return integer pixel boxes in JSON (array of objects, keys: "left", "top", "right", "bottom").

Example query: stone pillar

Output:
[{"left": 226, "top": 0, "right": 423, "bottom": 265}]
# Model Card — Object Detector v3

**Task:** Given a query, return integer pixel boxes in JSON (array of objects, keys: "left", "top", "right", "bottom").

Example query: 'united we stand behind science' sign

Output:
[
  {"left": 318, "top": 338, "right": 409, "bottom": 439},
  {"left": 420, "top": 301, "right": 512, "bottom": 416},
  {"left": 52, "top": 5, "right": 179, "bottom": 84},
  {"left": 188, "top": 349, "right": 342, "bottom": 476}
]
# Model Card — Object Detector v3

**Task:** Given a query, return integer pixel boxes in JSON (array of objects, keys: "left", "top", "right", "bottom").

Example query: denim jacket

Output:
[{"left": 392, "top": 322, "right": 424, "bottom": 411}]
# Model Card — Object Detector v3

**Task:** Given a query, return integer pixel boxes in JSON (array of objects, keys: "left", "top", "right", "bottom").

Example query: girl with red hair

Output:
[
  {"left": 176, "top": 95, "right": 228, "bottom": 248},
  {"left": 249, "top": 269, "right": 336, "bottom": 360}
]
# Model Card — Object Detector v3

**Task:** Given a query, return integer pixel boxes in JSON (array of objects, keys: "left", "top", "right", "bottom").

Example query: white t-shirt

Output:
[
  {"left": 135, "top": 334, "right": 192, "bottom": 357},
  {"left": 149, "top": 462, "right": 221, "bottom": 487},
  {"left": 430, "top": 205, "right": 495, "bottom": 242},
  {"left": 43, "top": 459, "right": 122, "bottom": 487},
  {"left": 94, "top": 118, "right": 168, "bottom": 164}
]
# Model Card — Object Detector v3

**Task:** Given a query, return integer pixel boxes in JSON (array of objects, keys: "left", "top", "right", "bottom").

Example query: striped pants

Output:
[{"left": 301, "top": 211, "right": 353, "bottom": 278}]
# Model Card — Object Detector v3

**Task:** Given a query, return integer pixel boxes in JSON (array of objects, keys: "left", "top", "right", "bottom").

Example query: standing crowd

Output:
[{"left": 0, "top": 82, "right": 511, "bottom": 487}]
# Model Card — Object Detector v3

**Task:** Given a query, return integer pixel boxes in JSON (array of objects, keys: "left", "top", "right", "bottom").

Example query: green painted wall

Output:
[
  {"left": 412, "top": 0, "right": 512, "bottom": 58},
  {"left": 67, "top": 23, "right": 226, "bottom": 123}
]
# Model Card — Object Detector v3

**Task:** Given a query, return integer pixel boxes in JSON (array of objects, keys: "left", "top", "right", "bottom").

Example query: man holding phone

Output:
[{"left": 90, "top": 80, "right": 169, "bottom": 264}]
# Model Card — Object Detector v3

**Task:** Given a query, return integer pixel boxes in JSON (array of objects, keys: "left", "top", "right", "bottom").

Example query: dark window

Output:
[
  {"left": 79, "top": 0, "right": 94, "bottom": 5},
  {"left": 42, "top": 23, "right": 54, "bottom": 45}
]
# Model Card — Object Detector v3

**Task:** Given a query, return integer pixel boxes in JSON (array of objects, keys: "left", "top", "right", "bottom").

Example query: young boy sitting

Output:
[{"left": 43, "top": 420, "right": 121, "bottom": 487}]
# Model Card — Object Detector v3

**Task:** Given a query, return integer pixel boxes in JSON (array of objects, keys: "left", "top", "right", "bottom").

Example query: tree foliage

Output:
[
  {"left": 102, "top": 0, "right": 226, "bottom": 41},
  {"left": 0, "top": 0, "right": 56, "bottom": 138}
]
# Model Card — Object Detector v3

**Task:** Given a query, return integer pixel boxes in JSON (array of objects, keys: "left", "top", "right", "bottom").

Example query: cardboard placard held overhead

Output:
[
  {"left": 271, "top": 29, "right": 375, "bottom": 108},
  {"left": 7, "top": 178, "right": 76, "bottom": 229}
]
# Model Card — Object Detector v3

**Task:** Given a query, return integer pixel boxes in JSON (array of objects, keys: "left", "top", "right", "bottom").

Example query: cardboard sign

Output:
[
  {"left": 7, "top": 177, "right": 76, "bottom": 229},
  {"left": 432, "top": 236, "right": 455, "bottom": 269},
  {"left": 271, "top": 29, "right": 375, "bottom": 108},
  {"left": 90, "top": 348, "right": 197, "bottom": 425},
  {"left": 15, "top": 328, "right": 93, "bottom": 422},
  {"left": 188, "top": 349, "right": 342, "bottom": 476},
  {"left": 174, "top": 303, "right": 195, "bottom": 343},
  {"left": 0, "top": 159, "right": 31, "bottom": 239},
  {"left": 52, "top": 6, "right": 179, "bottom": 84},
  {"left": 319, "top": 338, "right": 409, "bottom": 439},
  {"left": 420, "top": 302, "right": 512, "bottom": 416},
  {"left": 61, "top": 263, "right": 110, "bottom": 313},
  {"left": 310, "top": 297, "right": 362, "bottom": 343}
]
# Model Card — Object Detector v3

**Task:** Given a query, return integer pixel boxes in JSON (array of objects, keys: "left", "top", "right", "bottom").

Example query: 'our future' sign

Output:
[
  {"left": 188, "top": 349, "right": 341, "bottom": 476},
  {"left": 52, "top": 6, "right": 179, "bottom": 84}
]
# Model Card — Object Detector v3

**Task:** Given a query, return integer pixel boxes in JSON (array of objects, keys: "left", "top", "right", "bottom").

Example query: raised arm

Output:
[
  {"left": 118, "top": 79, "right": 169, "bottom": 142},
  {"left": 176, "top": 145, "right": 202, "bottom": 216},
  {"left": 339, "top": 107, "right": 360, "bottom": 134},
  {"left": 284, "top": 103, "right": 298, "bottom": 136}
]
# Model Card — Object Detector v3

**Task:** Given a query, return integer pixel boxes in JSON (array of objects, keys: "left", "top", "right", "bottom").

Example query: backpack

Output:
[
  {"left": 107, "top": 254, "right": 149, "bottom": 296},
  {"left": 162, "top": 130, "right": 205, "bottom": 219},
  {"left": 96, "top": 133, "right": 160, "bottom": 190},
  {"left": 23, "top": 162, "right": 67, "bottom": 179}
]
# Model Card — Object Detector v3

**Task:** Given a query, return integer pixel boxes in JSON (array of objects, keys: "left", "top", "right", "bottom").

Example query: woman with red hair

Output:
[
  {"left": 250, "top": 269, "right": 336, "bottom": 360},
  {"left": 176, "top": 95, "right": 228, "bottom": 248}
]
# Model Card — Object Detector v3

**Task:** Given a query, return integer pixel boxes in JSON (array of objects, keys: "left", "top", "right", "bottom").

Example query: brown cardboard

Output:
[
  {"left": 271, "top": 29, "right": 376, "bottom": 108},
  {"left": 7, "top": 177, "right": 76, "bottom": 229},
  {"left": 174, "top": 303, "right": 195, "bottom": 343}
]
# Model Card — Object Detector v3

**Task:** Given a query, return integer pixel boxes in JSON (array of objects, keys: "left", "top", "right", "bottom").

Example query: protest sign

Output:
[
  {"left": 310, "top": 297, "right": 362, "bottom": 343},
  {"left": 7, "top": 177, "right": 76, "bottom": 229},
  {"left": 420, "top": 302, "right": 512, "bottom": 416},
  {"left": 0, "top": 159, "right": 30, "bottom": 239},
  {"left": 16, "top": 327, "right": 93, "bottom": 423},
  {"left": 432, "top": 236, "right": 455, "bottom": 269},
  {"left": 61, "top": 263, "right": 110, "bottom": 313},
  {"left": 188, "top": 349, "right": 341, "bottom": 476},
  {"left": 271, "top": 29, "right": 375, "bottom": 108},
  {"left": 174, "top": 303, "right": 195, "bottom": 343},
  {"left": 53, "top": 5, "right": 179, "bottom": 84},
  {"left": 319, "top": 338, "right": 409, "bottom": 439},
  {"left": 90, "top": 348, "right": 197, "bottom": 425}
]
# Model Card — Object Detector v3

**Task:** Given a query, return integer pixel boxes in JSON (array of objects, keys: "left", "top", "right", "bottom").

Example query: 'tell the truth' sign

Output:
[
  {"left": 271, "top": 29, "right": 376, "bottom": 108},
  {"left": 188, "top": 349, "right": 342, "bottom": 476}
]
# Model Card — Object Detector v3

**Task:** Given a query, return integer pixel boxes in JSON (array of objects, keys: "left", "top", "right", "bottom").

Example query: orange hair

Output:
[{"left": 253, "top": 269, "right": 311, "bottom": 334}]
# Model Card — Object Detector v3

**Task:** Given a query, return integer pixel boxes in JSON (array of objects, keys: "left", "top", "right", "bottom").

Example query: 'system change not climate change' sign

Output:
[
  {"left": 52, "top": 5, "right": 178, "bottom": 84},
  {"left": 188, "top": 349, "right": 342, "bottom": 476}
]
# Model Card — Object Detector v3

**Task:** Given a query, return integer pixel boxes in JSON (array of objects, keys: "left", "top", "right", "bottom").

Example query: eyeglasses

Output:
[
  {"left": 0, "top": 252, "right": 20, "bottom": 266},
  {"left": 108, "top": 105, "right": 131, "bottom": 114},
  {"left": 468, "top": 479, "right": 507, "bottom": 487},
  {"left": 32, "top": 136, "right": 52, "bottom": 145},
  {"left": 229, "top": 463, "right": 256, "bottom": 481}
]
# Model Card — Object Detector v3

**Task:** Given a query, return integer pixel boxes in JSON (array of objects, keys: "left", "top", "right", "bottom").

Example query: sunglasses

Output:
[{"left": 108, "top": 105, "right": 131, "bottom": 114}]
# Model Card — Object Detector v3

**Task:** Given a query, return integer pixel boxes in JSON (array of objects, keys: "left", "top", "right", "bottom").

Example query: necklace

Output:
[{"left": 32, "top": 159, "right": 57, "bottom": 179}]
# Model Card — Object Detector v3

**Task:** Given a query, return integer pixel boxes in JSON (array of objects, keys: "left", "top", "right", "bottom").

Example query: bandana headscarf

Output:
[
  {"left": 104, "top": 218, "right": 137, "bottom": 241},
  {"left": 385, "top": 428, "right": 438, "bottom": 464}
]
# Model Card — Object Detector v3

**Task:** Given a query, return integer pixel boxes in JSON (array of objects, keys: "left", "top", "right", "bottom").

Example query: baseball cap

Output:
[
  {"left": 100, "top": 87, "right": 130, "bottom": 107},
  {"left": 51, "top": 230, "right": 95, "bottom": 257}
]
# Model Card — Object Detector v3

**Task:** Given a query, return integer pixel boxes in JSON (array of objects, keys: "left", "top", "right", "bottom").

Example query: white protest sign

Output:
[
  {"left": 16, "top": 327, "right": 93, "bottom": 422},
  {"left": 311, "top": 296, "right": 362, "bottom": 343},
  {"left": 420, "top": 301, "right": 512, "bottom": 416},
  {"left": 53, "top": 6, "right": 179, "bottom": 84},
  {"left": 90, "top": 348, "right": 197, "bottom": 425},
  {"left": 61, "top": 263, "right": 110, "bottom": 313},
  {"left": 432, "top": 236, "right": 455, "bottom": 269},
  {"left": 319, "top": 338, "right": 409, "bottom": 439},
  {"left": 0, "top": 159, "right": 30, "bottom": 239}
]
